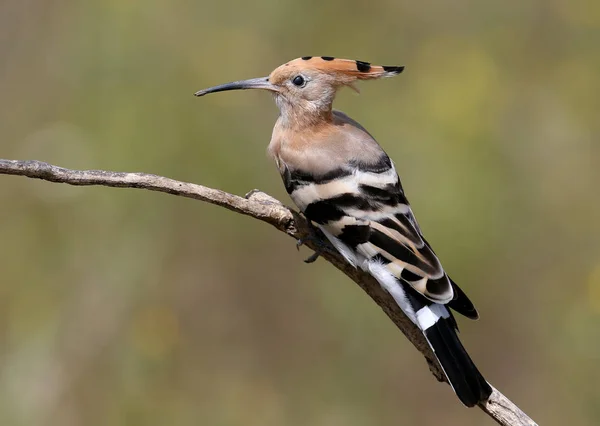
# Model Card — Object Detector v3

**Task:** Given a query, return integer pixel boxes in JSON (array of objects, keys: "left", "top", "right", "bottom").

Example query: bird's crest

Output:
[{"left": 271, "top": 56, "right": 404, "bottom": 83}]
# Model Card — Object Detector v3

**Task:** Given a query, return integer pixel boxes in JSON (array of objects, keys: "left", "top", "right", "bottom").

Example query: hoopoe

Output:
[{"left": 195, "top": 56, "right": 492, "bottom": 407}]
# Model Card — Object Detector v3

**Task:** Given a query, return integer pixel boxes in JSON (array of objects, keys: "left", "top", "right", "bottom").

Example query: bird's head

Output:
[{"left": 195, "top": 56, "right": 404, "bottom": 127}]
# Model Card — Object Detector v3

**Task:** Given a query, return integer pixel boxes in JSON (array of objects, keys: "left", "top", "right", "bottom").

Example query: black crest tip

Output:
[
  {"left": 355, "top": 60, "right": 372, "bottom": 72},
  {"left": 382, "top": 65, "right": 405, "bottom": 74}
]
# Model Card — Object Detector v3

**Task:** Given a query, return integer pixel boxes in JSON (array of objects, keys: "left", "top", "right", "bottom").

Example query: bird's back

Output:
[{"left": 269, "top": 110, "right": 388, "bottom": 182}]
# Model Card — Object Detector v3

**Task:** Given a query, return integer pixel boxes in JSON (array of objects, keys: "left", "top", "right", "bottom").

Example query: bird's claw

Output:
[
  {"left": 303, "top": 252, "right": 320, "bottom": 263},
  {"left": 296, "top": 232, "right": 322, "bottom": 263}
]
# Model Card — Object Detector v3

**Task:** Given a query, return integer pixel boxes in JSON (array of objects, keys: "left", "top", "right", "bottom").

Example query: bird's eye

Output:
[{"left": 292, "top": 75, "right": 306, "bottom": 87}]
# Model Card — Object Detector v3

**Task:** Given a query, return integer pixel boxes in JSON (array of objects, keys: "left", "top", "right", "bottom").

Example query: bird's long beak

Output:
[{"left": 194, "top": 77, "right": 278, "bottom": 97}]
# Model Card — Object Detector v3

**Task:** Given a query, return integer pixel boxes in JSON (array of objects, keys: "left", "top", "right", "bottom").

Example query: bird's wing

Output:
[{"left": 287, "top": 154, "right": 472, "bottom": 311}]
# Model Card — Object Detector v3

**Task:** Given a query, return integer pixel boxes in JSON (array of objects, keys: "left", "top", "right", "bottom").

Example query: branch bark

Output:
[{"left": 0, "top": 159, "right": 537, "bottom": 426}]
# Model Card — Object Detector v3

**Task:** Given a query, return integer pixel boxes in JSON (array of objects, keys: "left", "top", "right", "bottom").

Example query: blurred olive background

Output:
[{"left": 0, "top": 1, "right": 598, "bottom": 425}]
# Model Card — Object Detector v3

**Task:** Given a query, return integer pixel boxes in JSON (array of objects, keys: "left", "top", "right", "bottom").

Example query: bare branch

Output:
[{"left": 0, "top": 158, "right": 537, "bottom": 426}]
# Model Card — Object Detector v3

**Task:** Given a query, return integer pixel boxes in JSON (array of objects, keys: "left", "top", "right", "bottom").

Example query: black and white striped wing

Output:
[
  {"left": 283, "top": 154, "right": 491, "bottom": 406},
  {"left": 285, "top": 156, "right": 477, "bottom": 319}
]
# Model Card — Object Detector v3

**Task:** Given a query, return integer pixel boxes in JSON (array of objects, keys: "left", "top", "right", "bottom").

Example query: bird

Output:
[{"left": 194, "top": 56, "right": 492, "bottom": 407}]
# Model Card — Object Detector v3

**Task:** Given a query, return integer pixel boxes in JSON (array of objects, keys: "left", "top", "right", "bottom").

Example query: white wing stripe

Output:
[{"left": 291, "top": 176, "right": 359, "bottom": 210}]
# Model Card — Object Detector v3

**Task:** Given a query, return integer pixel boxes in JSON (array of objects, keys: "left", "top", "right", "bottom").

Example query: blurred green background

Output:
[{"left": 0, "top": 1, "right": 598, "bottom": 425}]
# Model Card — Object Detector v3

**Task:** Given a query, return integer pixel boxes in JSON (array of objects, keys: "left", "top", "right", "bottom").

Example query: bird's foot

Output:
[
  {"left": 296, "top": 221, "right": 324, "bottom": 263},
  {"left": 304, "top": 251, "right": 321, "bottom": 264},
  {"left": 296, "top": 235, "right": 322, "bottom": 263}
]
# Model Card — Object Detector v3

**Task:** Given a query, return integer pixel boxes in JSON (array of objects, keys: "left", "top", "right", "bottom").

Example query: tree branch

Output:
[{"left": 0, "top": 159, "right": 537, "bottom": 426}]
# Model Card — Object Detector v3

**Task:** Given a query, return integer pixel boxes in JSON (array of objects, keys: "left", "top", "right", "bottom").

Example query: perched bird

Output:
[{"left": 195, "top": 56, "right": 492, "bottom": 407}]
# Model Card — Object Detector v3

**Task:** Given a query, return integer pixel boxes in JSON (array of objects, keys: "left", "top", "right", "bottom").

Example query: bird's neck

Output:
[{"left": 274, "top": 96, "right": 333, "bottom": 130}]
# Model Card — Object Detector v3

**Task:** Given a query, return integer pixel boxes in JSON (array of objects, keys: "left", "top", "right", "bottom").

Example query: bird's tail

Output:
[{"left": 423, "top": 314, "right": 492, "bottom": 407}]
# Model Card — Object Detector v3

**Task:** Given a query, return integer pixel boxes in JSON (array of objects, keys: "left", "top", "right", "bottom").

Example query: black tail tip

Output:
[
  {"left": 424, "top": 319, "right": 492, "bottom": 407},
  {"left": 456, "top": 378, "right": 492, "bottom": 407}
]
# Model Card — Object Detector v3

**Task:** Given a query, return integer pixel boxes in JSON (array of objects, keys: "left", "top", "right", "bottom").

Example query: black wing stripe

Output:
[
  {"left": 305, "top": 194, "right": 374, "bottom": 224},
  {"left": 290, "top": 167, "right": 351, "bottom": 184},
  {"left": 337, "top": 224, "right": 371, "bottom": 249},
  {"left": 331, "top": 194, "right": 373, "bottom": 210},
  {"left": 304, "top": 201, "right": 346, "bottom": 224},
  {"left": 368, "top": 228, "right": 425, "bottom": 269},
  {"left": 426, "top": 275, "right": 451, "bottom": 295},
  {"left": 401, "top": 268, "right": 423, "bottom": 282},
  {"left": 284, "top": 166, "right": 353, "bottom": 194},
  {"left": 359, "top": 184, "right": 401, "bottom": 206},
  {"left": 377, "top": 218, "right": 406, "bottom": 235},
  {"left": 290, "top": 167, "right": 350, "bottom": 185},
  {"left": 394, "top": 213, "right": 423, "bottom": 244}
]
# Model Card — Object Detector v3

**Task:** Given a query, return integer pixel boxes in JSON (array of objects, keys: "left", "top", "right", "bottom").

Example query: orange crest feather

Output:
[{"left": 289, "top": 56, "right": 404, "bottom": 80}]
